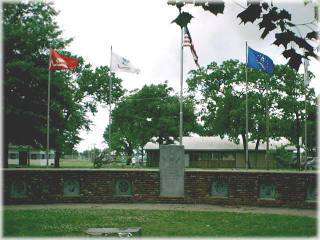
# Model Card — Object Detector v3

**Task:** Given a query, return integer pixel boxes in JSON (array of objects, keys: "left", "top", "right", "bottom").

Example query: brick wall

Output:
[{"left": 3, "top": 169, "right": 317, "bottom": 209}]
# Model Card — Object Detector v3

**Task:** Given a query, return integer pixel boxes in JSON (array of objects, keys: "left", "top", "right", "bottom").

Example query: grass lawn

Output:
[
  {"left": 3, "top": 208, "right": 316, "bottom": 237},
  {"left": 10, "top": 159, "right": 148, "bottom": 169},
  {"left": 9, "top": 159, "right": 316, "bottom": 172},
  {"left": 59, "top": 159, "right": 93, "bottom": 168}
]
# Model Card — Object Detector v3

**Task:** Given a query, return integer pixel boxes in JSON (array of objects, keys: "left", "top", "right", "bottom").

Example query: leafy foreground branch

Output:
[{"left": 170, "top": 1, "right": 319, "bottom": 71}]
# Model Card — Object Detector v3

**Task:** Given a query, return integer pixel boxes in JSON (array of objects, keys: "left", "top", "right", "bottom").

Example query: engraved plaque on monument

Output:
[{"left": 160, "top": 145, "right": 185, "bottom": 197}]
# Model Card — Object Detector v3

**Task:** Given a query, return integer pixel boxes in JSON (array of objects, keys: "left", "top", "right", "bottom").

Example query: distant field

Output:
[
  {"left": 60, "top": 159, "right": 93, "bottom": 168},
  {"left": 8, "top": 159, "right": 145, "bottom": 169},
  {"left": 59, "top": 159, "right": 146, "bottom": 169},
  {"left": 3, "top": 208, "right": 316, "bottom": 237}
]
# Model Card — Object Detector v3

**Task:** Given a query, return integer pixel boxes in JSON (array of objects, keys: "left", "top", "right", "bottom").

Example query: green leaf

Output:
[
  {"left": 273, "top": 31, "right": 295, "bottom": 48},
  {"left": 171, "top": 11, "right": 193, "bottom": 28},
  {"left": 306, "top": 31, "right": 318, "bottom": 40},
  {"left": 237, "top": 4, "right": 262, "bottom": 24},
  {"left": 201, "top": 2, "right": 225, "bottom": 15}
]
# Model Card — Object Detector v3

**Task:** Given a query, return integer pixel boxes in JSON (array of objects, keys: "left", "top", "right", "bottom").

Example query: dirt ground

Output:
[{"left": 4, "top": 203, "right": 317, "bottom": 218}]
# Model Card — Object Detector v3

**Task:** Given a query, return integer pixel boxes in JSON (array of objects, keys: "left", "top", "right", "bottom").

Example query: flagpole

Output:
[
  {"left": 179, "top": 27, "right": 184, "bottom": 146},
  {"left": 265, "top": 81, "right": 270, "bottom": 170},
  {"left": 304, "top": 60, "right": 308, "bottom": 166},
  {"left": 245, "top": 41, "right": 249, "bottom": 169},
  {"left": 109, "top": 45, "right": 113, "bottom": 154},
  {"left": 46, "top": 49, "right": 51, "bottom": 167},
  {"left": 305, "top": 88, "right": 307, "bottom": 165}
]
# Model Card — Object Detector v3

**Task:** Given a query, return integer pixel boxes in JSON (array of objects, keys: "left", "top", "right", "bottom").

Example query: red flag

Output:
[{"left": 49, "top": 49, "right": 79, "bottom": 71}]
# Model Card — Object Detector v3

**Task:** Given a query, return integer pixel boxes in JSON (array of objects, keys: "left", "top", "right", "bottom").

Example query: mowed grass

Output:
[
  {"left": 3, "top": 208, "right": 316, "bottom": 237},
  {"left": 59, "top": 159, "right": 93, "bottom": 168},
  {"left": 10, "top": 159, "right": 316, "bottom": 172},
  {"left": 13, "top": 159, "right": 146, "bottom": 169}
]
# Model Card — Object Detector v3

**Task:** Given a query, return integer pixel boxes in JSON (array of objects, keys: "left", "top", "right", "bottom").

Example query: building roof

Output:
[{"left": 144, "top": 136, "right": 295, "bottom": 151}]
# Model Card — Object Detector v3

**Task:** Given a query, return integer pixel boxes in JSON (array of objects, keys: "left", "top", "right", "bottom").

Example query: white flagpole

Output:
[
  {"left": 179, "top": 27, "right": 184, "bottom": 146},
  {"left": 304, "top": 59, "right": 308, "bottom": 165},
  {"left": 46, "top": 49, "right": 51, "bottom": 167},
  {"left": 265, "top": 82, "right": 270, "bottom": 169},
  {"left": 109, "top": 45, "right": 113, "bottom": 154},
  {"left": 245, "top": 42, "right": 249, "bottom": 169},
  {"left": 305, "top": 89, "right": 307, "bottom": 163}
]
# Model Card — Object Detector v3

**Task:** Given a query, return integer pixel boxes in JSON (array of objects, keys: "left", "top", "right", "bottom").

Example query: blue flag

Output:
[{"left": 247, "top": 47, "right": 274, "bottom": 74}]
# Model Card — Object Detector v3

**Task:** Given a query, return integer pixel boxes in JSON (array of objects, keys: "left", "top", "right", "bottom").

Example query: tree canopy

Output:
[
  {"left": 103, "top": 83, "right": 199, "bottom": 163},
  {"left": 187, "top": 60, "right": 317, "bottom": 163},
  {"left": 3, "top": 2, "right": 124, "bottom": 167}
]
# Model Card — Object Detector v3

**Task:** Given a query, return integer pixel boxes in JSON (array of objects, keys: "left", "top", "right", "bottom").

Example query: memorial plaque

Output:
[
  {"left": 11, "top": 180, "right": 27, "bottom": 198},
  {"left": 259, "top": 183, "right": 276, "bottom": 199},
  {"left": 115, "top": 179, "right": 133, "bottom": 196},
  {"left": 306, "top": 184, "right": 317, "bottom": 201},
  {"left": 160, "top": 145, "right": 185, "bottom": 197},
  {"left": 211, "top": 181, "right": 228, "bottom": 197},
  {"left": 63, "top": 179, "right": 80, "bottom": 196}
]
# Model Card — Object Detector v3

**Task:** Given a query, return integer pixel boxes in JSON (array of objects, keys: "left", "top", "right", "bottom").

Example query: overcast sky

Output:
[{"left": 52, "top": 0, "right": 319, "bottom": 152}]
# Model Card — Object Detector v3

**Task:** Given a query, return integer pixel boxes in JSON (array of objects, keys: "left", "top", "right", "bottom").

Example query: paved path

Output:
[{"left": 4, "top": 203, "right": 317, "bottom": 218}]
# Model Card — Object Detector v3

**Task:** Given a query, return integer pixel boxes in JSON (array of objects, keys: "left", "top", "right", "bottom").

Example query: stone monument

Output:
[
  {"left": 184, "top": 154, "right": 190, "bottom": 167},
  {"left": 159, "top": 145, "right": 185, "bottom": 197}
]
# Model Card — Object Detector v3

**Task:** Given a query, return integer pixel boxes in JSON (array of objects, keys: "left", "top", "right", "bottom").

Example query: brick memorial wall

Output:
[{"left": 3, "top": 169, "right": 317, "bottom": 208}]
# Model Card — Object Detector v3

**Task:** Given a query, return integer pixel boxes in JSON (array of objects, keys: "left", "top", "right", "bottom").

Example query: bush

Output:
[{"left": 269, "top": 146, "right": 294, "bottom": 169}]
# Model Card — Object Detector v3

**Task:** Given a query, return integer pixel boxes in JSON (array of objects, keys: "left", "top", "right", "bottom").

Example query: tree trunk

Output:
[
  {"left": 296, "top": 144, "right": 301, "bottom": 169},
  {"left": 126, "top": 155, "right": 132, "bottom": 165},
  {"left": 255, "top": 138, "right": 260, "bottom": 169},
  {"left": 141, "top": 147, "right": 144, "bottom": 165},
  {"left": 158, "top": 137, "right": 164, "bottom": 145},
  {"left": 54, "top": 149, "right": 61, "bottom": 168},
  {"left": 255, "top": 138, "right": 260, "bottom": 151},
  {"left": 3, "top": 140, "right": 9, "bottom": 168},
  {"left": 241, "top": 133, "right": 250, "bottom": 168},
  {"left": 295, "top": 112, "right": 301, "bottom": 170},
  {"left": 125, "top": 145, "right": 133, "bottom": 165}
]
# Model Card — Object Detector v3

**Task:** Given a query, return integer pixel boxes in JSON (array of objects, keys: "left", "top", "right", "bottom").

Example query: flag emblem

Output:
[
  {"left": 247, "top": 47, "right": 274, "bottom": 74},
  {"left": 111, "top": 52, "right": 140, "bottom": 74},
  {"left": 121, "top": 57, "right": 130, "bottom": 65},
  {"left": 49, "top": 49, "right": 79, "bottom": 71}
]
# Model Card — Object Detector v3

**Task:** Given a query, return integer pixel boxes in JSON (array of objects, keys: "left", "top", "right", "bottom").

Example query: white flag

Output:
[
  {"left": 111, "top": 52, "right": 140, "bottom": 74},
  {"left": 304, "top": 58, "right": 310, "bottom": 87}
]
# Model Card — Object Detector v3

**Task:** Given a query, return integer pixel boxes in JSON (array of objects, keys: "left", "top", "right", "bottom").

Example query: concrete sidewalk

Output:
[{"left": 4, "top": 203, "right": 317, "bottom": 218}]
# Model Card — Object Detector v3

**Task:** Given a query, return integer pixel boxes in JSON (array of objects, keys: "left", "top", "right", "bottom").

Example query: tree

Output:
[
  {"left": 273, "top": 65, "right": 317, "bottom": 166},
  {"left": 170, "top": 1, "right": 318, "bottom": 71},
  {"left": 187, "top": 60, "right": 317, "bottom": 168},
  {"left": 3, "top": 2, "right": 124, "bottom": 167},
  {"left": 187, "top": 60, "right": 277, "bottom": 157},
  {"left": 104, "top": 83, "right": 199, "bottom": 164},
  {"left": 3, "top": 2, "right": 69, "bottom": 167},
  {"left": 81, "top": 148, "right": 101, "bottom": 160}
]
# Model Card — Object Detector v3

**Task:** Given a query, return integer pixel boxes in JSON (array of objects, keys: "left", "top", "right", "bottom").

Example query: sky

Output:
[{"left": 52, "top": 0, "right": 320, "bottom": 152}]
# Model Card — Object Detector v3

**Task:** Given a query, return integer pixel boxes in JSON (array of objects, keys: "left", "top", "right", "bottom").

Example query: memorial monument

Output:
[{"left": 159, "top": 145, "right": 185, "bottom": 197}]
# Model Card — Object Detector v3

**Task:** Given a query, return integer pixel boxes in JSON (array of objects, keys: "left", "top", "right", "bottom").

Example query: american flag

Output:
[{"left": 183, "top": 27, "right": 200, "bottom": 69}]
